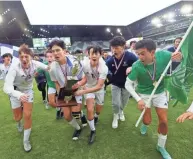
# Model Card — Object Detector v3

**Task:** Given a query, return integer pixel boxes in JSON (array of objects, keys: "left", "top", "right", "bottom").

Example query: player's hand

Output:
[
  {"left": 72, "top": 83, "right": 80, "bottom": 90},
  {"left": 176, "top": 112, "right": 193, "bottom": 123},
  {"left": 126, "top": 67, "right": 132, "bottom": 75},
  {"left": 20, "top": 94, "right": 29, "bottom": 102},
  {"left": 137, "top": 100, "right": 146, "bottom": 111},
  {"left": 74, "top": 90, "right": 85, "bottom": 96},
  {"left": 172, "top": 51, "right": 182, "bottom": 62}
]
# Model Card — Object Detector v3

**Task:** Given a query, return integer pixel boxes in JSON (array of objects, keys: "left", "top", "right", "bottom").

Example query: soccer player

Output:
[
  {"left": 125, "top": 39, "right": 182, "bottom": 159},
  {"left": 73, "top": 46, "right": 108, "bottom": 144},
  {"left": 0, "top": 53, "right": 13, "bottom": 80},
  {"left": 3, "top": 44, "right": 48, "bottom": 152},
  {"left": 176, "top": 102, "right": 193, "bottom": 123},
  {"left": 106, "top": 36, "right": 138, "bottom": 129},
  {"left": 49, "top": 40, "right": 87, "bottom": 140}
]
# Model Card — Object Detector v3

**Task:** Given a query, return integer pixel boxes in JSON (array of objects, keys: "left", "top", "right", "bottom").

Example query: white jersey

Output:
[
  {"left": 3, "top": 60, "right": 48, "bottom": 99},
  {"left": 82, "top": 57, "right": 108, "bottom": 88},
  {"left": 187, "top": 102, "right": 193, "bottom": 113},
  {"left": 0, "top": 63, "right": 11, "bottom": 80}
]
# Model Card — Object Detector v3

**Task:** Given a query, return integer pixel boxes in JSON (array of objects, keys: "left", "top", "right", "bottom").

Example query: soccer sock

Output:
[
  {"left": 88, "top": 119, "right": 95, "bottom": 131},
  {"left": 94, "top": 113, "right": 98, "bottom": 118},
  {"left": 56, "top": 107, "right": 60, "bottom": 111},
  {"left": 81, "top": 111, "right": 84, "bottom": 117},
  {"left": 69, "top": 118, "right": 80, "bottom": 130},
  {"left": 23, "top": 128, "right": 31, "bottom": 142},
  {"left": 158, "top": 134, "right": 167, "bottom": 148}
]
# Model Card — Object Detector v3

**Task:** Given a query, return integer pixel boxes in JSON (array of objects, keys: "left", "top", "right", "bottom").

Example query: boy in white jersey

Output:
[
  {"left": 125, "top": 39, "right": 182, "bottom": 159},
  {"left": 0, "top": 53, "right": 12, "bottom": 80},
  {"left": 49, "top": 40, "right": 87, "bottom": 141},
  {"left": 73, "top": 46, "right": 108, "bottom": 144},
  {"left": 3, "top": 44, "right": 48, "bottom": 152}
]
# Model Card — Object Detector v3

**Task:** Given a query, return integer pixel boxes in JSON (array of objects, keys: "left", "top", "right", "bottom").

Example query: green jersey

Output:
[
  {"left": 37, "top": 61, "right": 56, "bottom": 89},
  {"left": 128, "top": 50, "right": 171, "bottom": 95}
]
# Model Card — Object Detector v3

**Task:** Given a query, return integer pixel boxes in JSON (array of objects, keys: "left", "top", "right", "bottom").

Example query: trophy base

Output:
[{"left": 56, "top": 87, "right": 78, "bottom": 107}]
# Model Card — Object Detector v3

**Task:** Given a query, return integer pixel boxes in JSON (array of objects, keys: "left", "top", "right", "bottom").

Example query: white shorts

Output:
[
  {"left": 10, "top": 89, "right": 34, "bottom": 109},
  {"left": 86, "top": 90, "right": 105, "bottom": 105},
  {"left": 75, "top": 95, "right": 82, "bottom": 104},
  {"left": 139, "top": 92, "right": 168, "bottom": 109},
  {"left": 48, "top": 87, "right": 56, "bottom": 95}
]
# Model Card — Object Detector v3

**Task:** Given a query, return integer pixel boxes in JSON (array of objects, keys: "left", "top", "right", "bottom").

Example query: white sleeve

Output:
[
  {"left": 3, "top": 68, "right": 23, "bottom": 99},
  {"left": 187, "top": 102, "right": 193, "bottom": 113},
  {"left": 49, "top": 63, "right": 57, "bottom": 81},
  {"left": 125, "top": 78, "right": 141, "bottom": 102},
  {"left": 99, "top": 65, "right": 108, "bottom": 80},
  {"left": 33, "top": 60, "right": 48, "bottom": 70}
]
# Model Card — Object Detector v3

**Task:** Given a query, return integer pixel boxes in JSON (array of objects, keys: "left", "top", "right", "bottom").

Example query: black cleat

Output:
[
  {"left": 88, "top": 130, "right": 96, "bottom": 145},
  {"left": 94, "top": 117, "right": 98, "bottom": 125},
  {"left": 81, "top": 115, "right": 87, "bottom": 127},
  {"left": 72, "top": 128, "right": 82, "bottom": 140},
  {"left": 56, "top": 109, "right": 61, "bottom": 120},
  {"left": 60, "top": 112, "right": 64, "bottom": 118}
]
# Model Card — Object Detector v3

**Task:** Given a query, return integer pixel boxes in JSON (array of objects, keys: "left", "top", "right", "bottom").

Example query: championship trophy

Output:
[{"left": 56, "top": 60, "right": 82, "bottom": 107}]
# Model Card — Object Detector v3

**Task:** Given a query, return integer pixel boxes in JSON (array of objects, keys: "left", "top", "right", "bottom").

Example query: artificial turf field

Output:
[{"left": 0, "top": 83, "right": 193, "bottom": 159}]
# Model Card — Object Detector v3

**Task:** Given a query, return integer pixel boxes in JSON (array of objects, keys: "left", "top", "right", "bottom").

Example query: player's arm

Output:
[
  {"left": 3, "top": 68, "right": 24, "bottom": 100},
  {"left": 72, "top": 75, "right": 87, "bottom": 90},
  {"left": 54, "top": 81, "right": 61, "bottom": 93},
  {"left": 33, "top": 60, "right": 48, "bottom": 70},
  {"left": 176, "top": 103, "right": 193, "bottom": 123}
]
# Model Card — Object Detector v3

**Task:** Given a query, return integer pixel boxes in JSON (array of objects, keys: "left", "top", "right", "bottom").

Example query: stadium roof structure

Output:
[{"left": 0, "top": 0, "right": 192, "bottom": 47}]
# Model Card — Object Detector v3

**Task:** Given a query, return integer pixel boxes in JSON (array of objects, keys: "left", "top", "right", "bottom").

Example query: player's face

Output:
[
  {"left": 51, "top": 45, "right": 66, "bottom": 62},
  {"left": 174, "top": 39, "right": 181, "bottom": 48},
  {"left": 136, "top": 48, "right": 155, "bottom": 65},
  {"left": 46, "top": 52, "right": 54, "bottom": 63},
  {"left": 3, "top": 56, "right": 11, "bottom": 64},
  {"left": 89, "top": 48, "right": 101, "bottom": 63},
  {"left": 103, "top": 53, "right": 108, "bottom": 59},
  {"left": 111, "top": 46, "right": 125, "bottom": 58},
  {"left": 19, "top": 52, "right": 32, "bottom": 68}
]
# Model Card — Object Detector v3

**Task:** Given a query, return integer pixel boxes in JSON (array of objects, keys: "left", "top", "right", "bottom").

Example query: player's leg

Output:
[
  {"left": 22, "top": 89, "right": 34, "bottom": 152},
  {"left": 94, "top": 90, "right": 105, "bottom": 124},
  {"left": 138, "top": 94, "right": 152, "bottom": 135},
  {"left": 75, "top": 95, "right": 87, "bottom": 127},
  {"left": 120, "top": 88, "right": 130, "bottom": 121},
  {"left": 10, "top": 96, "right": 23, "bottom": 132},
  {"left": 63, "top": 106, "right": 82, "bottom": 140},
  {"left": 86, "top": 93, "right": 96, "bottom": 144},
  {"left": 154, "top": 93, "right": 171, "bottom": 159},
  {"left": 111, "top": 85, "right": 121, "bottom": 129}
]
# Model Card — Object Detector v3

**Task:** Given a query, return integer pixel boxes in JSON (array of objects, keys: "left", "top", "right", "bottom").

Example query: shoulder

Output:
[
  {"left": 125, "top": 51, "right": 137, "bottom": 59},
  {"left": 155, "top": 50, "right": 171, "bottom": 57},
  {"left": 167, "top": 46, "right": 175, "bottom": 52}
]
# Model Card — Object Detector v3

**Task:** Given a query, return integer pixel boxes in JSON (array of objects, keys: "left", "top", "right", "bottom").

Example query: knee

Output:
[
  {"left": 72, "top": 111, "right": 81, "bottom": 120},
  {"left": 143, "top": 118, "right": 152, "bottom": 125},
  {"left": 23, "top": 111, "right": 32, "bottom": 120},
  {"left": 14, "top": 114, "right": 22, "bottom": 122},
  {"left": 63, "top": 112, "right": 72, "bottom": 121},
  {"left": 49, "top": 101, "right": 56, "bottom": 107}
]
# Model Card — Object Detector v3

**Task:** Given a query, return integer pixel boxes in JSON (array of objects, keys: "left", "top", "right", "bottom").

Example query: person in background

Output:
[
  {"left": 0, "top": 53, "right": 13, "bottom": 80},
  {"left": 128, "top": 41, "right": 138, "bottom": 57},
  {"left": 34, "top": 56, "right": 48, "bottom": 109}
]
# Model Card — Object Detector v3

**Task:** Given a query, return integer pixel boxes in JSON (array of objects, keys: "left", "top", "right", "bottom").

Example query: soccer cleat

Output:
[
  {"left": 140, "top": 123, "right": 148, "bottom": 135},
  {"left": 156, "top": 145, "right": 172, "bottom": 159},
  {"left": 60, "top": 112, "right": 64, "bottom": 119},
  {"left": 88, "top": 130, "right": 96, "bottom": 145},
  {"left": 94, "top": 117, "right": 98, "bottom": 125},
  {"left": 81, "top": 115, "right": 87, "bottom": 127},
  {"left": 45, "top": 103, "right": 49, "bottom": 110},
  {"left": 112, "top": 114, "right": 119, "bottom": 129},
  {"left": 17, "top": 121, "right": 23, "bottom": 133},
  {"left": 72, "top": 128, "right": 82, "bottom": 140},
  {"left": 119, "top": 111, "right": 125, "bottom": 121},
  {"left": 23, "top": 140, "right": 32, "bottom": 152}
]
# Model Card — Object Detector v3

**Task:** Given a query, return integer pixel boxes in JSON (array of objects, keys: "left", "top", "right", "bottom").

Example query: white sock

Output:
[
  {"left": 23, "top": 128, "right": 31, "bottom": 142},
  {"left": 158, "top": 134, "right": 167, "bottom": 148},
  {"left": 88, "top": 119, "right": 95, "bottom": 131},
  {"left": 81, "top": 111, "right": 84, "bottom": 117},
  {"left": 69, "top": 118, "right": 80, "bottom": 130},
  {"left": 56, "top": 107, "right": 60, "bottom": 111},
  {"left": 94, "top": 113, "right": 98, "bottom": 118}
]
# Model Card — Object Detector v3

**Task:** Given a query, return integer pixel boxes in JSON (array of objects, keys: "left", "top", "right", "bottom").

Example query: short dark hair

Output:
[
  {"left": 174, "top": 37, "right": 182, "bottom": 43},
  {"left": 135, "top": 39, "right": 156, "bottom": 52},
  {"left": 2, "top": 53, "right": 13, "bottom": 59},
  {"left": 19, "top": 44, "right": 33, "bottom": 56},
  {"left": 130, "top": 41, "right": 136, "bottom": 47},
  {"left": 48, "top": 40, "right": 66, "bottom": 49},
  {"left": 44, "top": 49, "right": 52, "bottom": 57},
  {"left": 110, "top": 36, "right": 126, "bottom": 47},
  {"left": 88, "top": 45, "right": 102, "bottom": 55},
  {"left": 75, "top": 49, "right": 83, "bottom": 54}
]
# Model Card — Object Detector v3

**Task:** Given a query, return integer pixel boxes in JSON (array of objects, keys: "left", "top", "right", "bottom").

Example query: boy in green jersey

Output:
[{"left": 125, "top": 39, "right": 182, "bottom": 159}]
